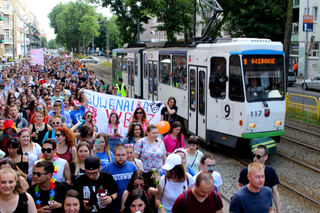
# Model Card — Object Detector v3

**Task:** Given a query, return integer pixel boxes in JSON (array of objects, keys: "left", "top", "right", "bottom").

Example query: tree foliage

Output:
[
  {"left": 48, "top": 39, "right": 59, "bottom": 49},
  {"left": 48, "top": 0, "right": 100, "bottom": 52},
  {"left": 221, "top": 0, "right": 287, "bottom": 42},
  {"left": 93, "top": 0, "right": 150, "bottom": 46},
  {"left": 144, "top": 0, "right": 193, "bottom": 41},
  {"left": 94, "top": 14, "right": 119, "bottom": 51}
]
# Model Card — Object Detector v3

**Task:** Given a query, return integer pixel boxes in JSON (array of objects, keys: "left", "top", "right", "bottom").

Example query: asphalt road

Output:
[{"left": 287, "top": 84, "right": 320, "bottom": 107}]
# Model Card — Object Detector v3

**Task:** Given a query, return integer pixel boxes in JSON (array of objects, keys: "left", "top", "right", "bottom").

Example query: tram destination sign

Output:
[{"left": 242, "top": 55, "right": 283, "bottom": 70}]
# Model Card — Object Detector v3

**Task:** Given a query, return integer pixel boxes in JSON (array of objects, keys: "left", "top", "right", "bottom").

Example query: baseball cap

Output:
[
  {"left": 71, "top": 100, "right": 82, "bottom": 107},
  {"left": 162, "top": 154, "right": 182, "bottom": 171},
  {"left": 85, "top": 155, "right": 100, "bottom": 170}
]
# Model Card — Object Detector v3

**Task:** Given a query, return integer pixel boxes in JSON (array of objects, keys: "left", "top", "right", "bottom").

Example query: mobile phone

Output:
[{"left": 94, "top": 139, "right": 100, "bottom": 149}]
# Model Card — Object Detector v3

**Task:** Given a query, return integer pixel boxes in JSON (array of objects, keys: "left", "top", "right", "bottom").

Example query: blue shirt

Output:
[
  {"left": 95, "top": 151, "right": 114, "bottom": 167},
  {"left": 229, "top": 186, "right": 273, "bottom": 213},
  {"left": 69, "top": 106, "right": 85, "bottom": 125},
  {"left": 102, "top": 161, "right": 137, "bottom": 211}
]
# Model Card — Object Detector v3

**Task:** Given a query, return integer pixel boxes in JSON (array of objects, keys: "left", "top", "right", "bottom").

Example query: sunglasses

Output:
[
  {"left": 55, "top": 90, "right": 60, "bottom": 92},
  {"left": 134, "top": 183, "right": 145, "bottom": 188},
  {"left": 10, "top": 97, "right": 15, "bottom": 99},
  {"left": 42, "top": 93, "right": 48, "bottom": 96},
  {"left": 252, "top": 154, "right": 264, "bottom": 159},
  {"left": 55, "top": 134, "right": 62, "bottom": 137},
  {"left": 113, "top": 88, "right": 118, "bottom": 90},
  {"left": 125, "top": 144, "right": 134, "bottom": 148},
  {"left": 14, "top": 102, "right": 20, "bottom": 105},
  {"left": 36, "top": 107, "right": 42, "bottom": 110},
  {"left": 52, "top": 121, "right": 60, "bottom": 125},
  {"left": 41, "top": 148, "right": 53, "bottom": 153},
  {"left": 45, "top": 98, "right": 51, "bottom": 101},
  {"left": 136, "top": 112, "right": 143, "bottom": 114},
  {"left": 33, "top": 172, "right": 48, "bottom": 177},
  {"left": 86, "top": 115, "right": 92, "bottom": 118}
]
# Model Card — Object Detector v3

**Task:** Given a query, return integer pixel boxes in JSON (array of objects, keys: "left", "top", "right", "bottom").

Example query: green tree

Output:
[
  {"left": 223, "top": 0, "right": 287, "bottom": 42},
  {"left": 79, "top": 14, "right": 100, "bottom": 47},
  {"left": 48, "top": 0, "right": 98, "bottom": 53},
  {"left": 145, "top": 0, "right": 193, "bottom": 41},
  {"left": 91, "top": 0, "right": 150, "bottom": 45},
  {"left": 41, "top": 36, "right": 48, "bottom": 48},
  {"left": 48, "top": 39, "right": 58, "bottom": 49}
]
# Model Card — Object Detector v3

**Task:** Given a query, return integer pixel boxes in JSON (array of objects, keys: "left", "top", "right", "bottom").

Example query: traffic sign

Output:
[
  {"left": 107, "top": 50, "right": 110, "bottom": 53},
  {"left": 303, "top": 15, "right": 313, "bottom": 32}
]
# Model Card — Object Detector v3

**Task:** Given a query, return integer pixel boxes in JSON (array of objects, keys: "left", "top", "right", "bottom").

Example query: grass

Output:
[
  {"left": 286, "top": 105, "right": 320, "bottom": 126},
  {"left": 73, "top": 53, "right": 87, "bottom": 59},
  {"left": 100, "top": 62, "right": 112, "bottom": 68}
]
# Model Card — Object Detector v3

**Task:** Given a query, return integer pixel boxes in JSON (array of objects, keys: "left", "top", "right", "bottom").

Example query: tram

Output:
[
  {"left": 111, "top": 1, "right": 285, "bottom": 152},
  {"left": 112, "top": 38, "right": 285, "bottom": 151}
]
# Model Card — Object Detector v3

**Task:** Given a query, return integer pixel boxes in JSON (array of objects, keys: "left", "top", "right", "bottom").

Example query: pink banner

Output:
[{"left": 31, "top": 48, "right": 44, "bottom": 66}]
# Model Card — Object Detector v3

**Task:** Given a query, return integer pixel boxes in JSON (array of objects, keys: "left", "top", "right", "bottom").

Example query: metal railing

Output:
[
  {"left": 286, "top": 93, "right": 320, "bottom": 122},
  {"left": 4, "top": 21, "right": 12, "bottom": 29}
]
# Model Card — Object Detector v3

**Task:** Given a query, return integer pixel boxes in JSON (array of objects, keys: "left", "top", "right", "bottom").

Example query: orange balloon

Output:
[{"left": 157, "top": 121, "right": 170, "bottom": 134}]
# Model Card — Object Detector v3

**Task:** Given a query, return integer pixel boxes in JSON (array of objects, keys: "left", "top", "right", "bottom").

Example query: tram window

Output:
[
  {"left": 128, "top": 60, "right": 131, "bottom": 85},
  {"left": 123, "top": 54, "right": 127, "bottom": 73},
  {"left": 190, "top": 69, "right": 196, "bottom": 111},
  {"left": 117, "top": 53, "right": 122, "bottom": 71},
  {"left": 144, "top": 53, "right": 147, "bottom": 79},
  {"left": 149, "top": 62, "right": 153, "bottom": 94},
  {"left": 159, "top": 55, "right": 171, "bottom": 85},
  {"left": 135, "top": 53, "right": 138, "bottom": 76},
  {"left": 172, "top": 55, "right": 187, "bottom": 90},
  {"left": 209, "top": 57, "right": 226, "bottom": 99},
  {"left": 229, "top": 55, "right": 244, "bottom": 102},
  {"left": 199, "top": 71, "right": 206, "bottom": 115},
  {"left": 153, "top": 63, "right": 158, "bottom": 95}
]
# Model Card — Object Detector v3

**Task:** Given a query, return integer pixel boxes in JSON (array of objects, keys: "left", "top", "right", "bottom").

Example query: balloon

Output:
[{"left": 157, "top": 121, "right": 170, "bottom": 134}]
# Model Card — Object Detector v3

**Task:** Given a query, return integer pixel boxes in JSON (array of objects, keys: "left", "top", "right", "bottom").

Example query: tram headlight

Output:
[
  {"left": 274, "top": 120, "right": 283, "bottom": 127},
  {"left": 248, "top": 122, "right": 256, "bottom": 129}
]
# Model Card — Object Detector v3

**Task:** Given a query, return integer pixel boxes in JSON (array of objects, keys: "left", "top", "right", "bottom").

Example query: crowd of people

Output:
[{"left": 0, "top": 55, "right": 281, "bottom": 213}]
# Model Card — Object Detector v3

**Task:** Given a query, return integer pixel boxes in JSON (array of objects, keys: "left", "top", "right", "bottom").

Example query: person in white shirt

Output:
[{"left": 193, "top": 153, "right": 222, "bottom": 195}]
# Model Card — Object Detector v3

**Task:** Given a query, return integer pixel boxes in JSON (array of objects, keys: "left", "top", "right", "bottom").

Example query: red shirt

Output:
[{"left": 172, "top": 189, "right": 223, "bottom": 213}]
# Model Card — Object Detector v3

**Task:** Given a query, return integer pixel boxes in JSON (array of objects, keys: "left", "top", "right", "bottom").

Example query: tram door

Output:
[
  {"left": 126, "top": 59, "right": 134, "bottom": 98},
  {"left": 188, "top": 66, "right": 207, "bottom": 140},
  {"left": 148, "top": 61, "right": 158, "bottom": 101}
]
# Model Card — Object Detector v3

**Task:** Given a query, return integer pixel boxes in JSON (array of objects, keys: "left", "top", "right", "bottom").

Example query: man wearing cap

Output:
[
  {"left": 172, "top": 172, "right": 223, "bottom": 213},
  {"left": 69, "top": 88, "right": 88, "bottom": 125},
  {"left": 33, "top": 139, "right": 72, "bottom": 186},
  {"left": 73, "top": 155, "right": 119, "bottom": 213},
  {"left": 193, "top": 153, "right": 222, "bottom": 195},
  {"left": 28, "top": 161, "right": 69, "bottom": 213},
  {"left": 102, "top": 144, "right": 137, "bottom": 212},
  {"left": 116, "top": 78, "right": 127, "bottom": 97}
]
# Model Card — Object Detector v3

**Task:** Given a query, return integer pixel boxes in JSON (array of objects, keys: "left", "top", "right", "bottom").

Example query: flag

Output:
[{"left": 31, "top": 48, "right": 44, "bottom": 66}]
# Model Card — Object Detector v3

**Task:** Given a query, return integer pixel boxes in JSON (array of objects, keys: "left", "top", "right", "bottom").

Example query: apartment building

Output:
[
  {"left": 1, "top": 0, "right": 41, "bottom": 60},
  {"left": 291, "top": 0, "right": 320, "bottom": 78}
]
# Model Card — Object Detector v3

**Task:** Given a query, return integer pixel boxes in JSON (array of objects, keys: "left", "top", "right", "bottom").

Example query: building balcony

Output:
[
  {"left": 3, "top": 7, "right": 13, "bottom": 15},
  {"left": 4, "top": 37, "right": 13, "bottom": 44},
  {"left": 0, "top": 13, "right": 4, "bottom": 21},
  {"left": 4, "top": 21, "right": 12, "bottom": 29}
]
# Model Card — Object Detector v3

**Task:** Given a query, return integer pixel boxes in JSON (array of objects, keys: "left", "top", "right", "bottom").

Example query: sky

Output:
[{"left": 25, "top": 0, "right": 112, "bottom": 40}]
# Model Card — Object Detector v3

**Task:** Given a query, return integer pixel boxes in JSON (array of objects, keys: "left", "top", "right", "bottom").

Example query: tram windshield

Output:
[{"left": 243, "top": 55, "right": 285, "bottom": 103}]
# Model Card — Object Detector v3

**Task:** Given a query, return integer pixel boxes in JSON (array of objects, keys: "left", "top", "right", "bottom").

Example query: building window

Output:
[
  {"left": 293, "top": 0, "right": 299, "bottom": 6},
  {"left": 312, "top": 42, "right": 319, "bottom": 57},
  {"left": 4, "top": 1, "right": 9, "bottom": 9},
  {"left": 304, "top": 7, "right": 310, "bottom": 15},
  {"left": 5, "top": 30, "right": 10, "bottom": 38},
  {"left": 313, "top": 7, "right": 318, "bottom": 22}
]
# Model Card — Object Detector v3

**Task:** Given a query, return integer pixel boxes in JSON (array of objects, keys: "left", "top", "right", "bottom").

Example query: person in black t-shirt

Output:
[
  {"left": 236, "top": 145, "right": 281, "bottom": 213},
  {"left": 161, "top": 96, "right": 178, "bottom": 127},
  {"left": 28, "top": 161, "right": 69, "bottom": 213},
  {"left": 73, "top": 155, "right": 119, "bottom": 213}
]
